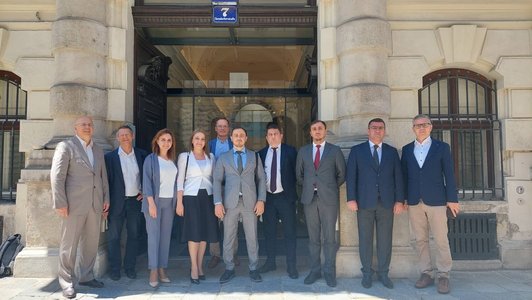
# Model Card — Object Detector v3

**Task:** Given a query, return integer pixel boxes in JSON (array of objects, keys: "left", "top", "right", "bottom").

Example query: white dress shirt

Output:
[
  {"left": 368, "top": 140, "right": 382, "bottom": 164},
  {"left": 118, "top": 147, "right": 141, "bottom": 197},
  {"left": 76, "top": 135, "right": 94, "bottom": 168},
  {"left": 265, "top": 145, "right": 283, "bottom": 194},
  {"left": 177, "top": 152, "right": 214, "bottom": 196},
  {"left": 414, "top": 137, "right": 432, "bottom": 168},
  {"left": 312, "top": 141, "right": 326, "bottom": 162}
]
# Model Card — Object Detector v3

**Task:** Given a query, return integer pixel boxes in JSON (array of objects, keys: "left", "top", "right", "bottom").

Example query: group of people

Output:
[{"left": 50, "top": 113, "right": 459, "bottom": 299}]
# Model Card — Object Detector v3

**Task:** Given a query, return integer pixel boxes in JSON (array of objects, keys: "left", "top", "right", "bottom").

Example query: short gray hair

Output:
[{"left": 412, "top": 114, "right": 431, "bottom": 124}]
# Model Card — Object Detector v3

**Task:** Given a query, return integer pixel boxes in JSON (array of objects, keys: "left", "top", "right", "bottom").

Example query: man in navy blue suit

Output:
[
  {"left": 401, "top": 114, "right": 459, "bottom": 294},
  {"left": 346, "top": 118, "right": 404, "bottom": 289},
  {"left": 105, "top": 125, "right": 148, "bottom": 281},
  {"left": 257, "top": 123, "right": 299, "bottom": 279}
]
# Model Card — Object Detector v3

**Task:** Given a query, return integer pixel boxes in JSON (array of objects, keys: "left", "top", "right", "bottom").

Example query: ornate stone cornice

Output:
[{"left": 132, "top": 5, "right": 317, "bottom": 28}]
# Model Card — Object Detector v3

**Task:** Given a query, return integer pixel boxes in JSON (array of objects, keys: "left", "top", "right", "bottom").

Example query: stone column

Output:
[
  {"left": 14, "top": 0, "right": 111, "bottom": 277},
  {"left": 319, "top": 0, "right": 417, "bottom": 277}
]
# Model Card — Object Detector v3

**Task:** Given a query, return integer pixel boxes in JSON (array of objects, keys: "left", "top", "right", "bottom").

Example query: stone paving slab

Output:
[{"left": 2, "top": 269, "right": 532, "bottom": 299}]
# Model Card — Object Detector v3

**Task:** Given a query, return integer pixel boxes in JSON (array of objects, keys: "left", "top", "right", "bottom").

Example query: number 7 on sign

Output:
[{"left": 221, "top": 7, "right": 230, "bottom": 17}]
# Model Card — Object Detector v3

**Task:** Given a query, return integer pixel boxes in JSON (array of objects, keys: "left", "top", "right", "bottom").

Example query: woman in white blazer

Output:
[{"left": 176, "top": 130, "right": 219, "bottom": 284}]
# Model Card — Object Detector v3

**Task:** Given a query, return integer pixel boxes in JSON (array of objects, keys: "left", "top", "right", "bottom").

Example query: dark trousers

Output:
[
  {"left": 304, "top": 193, "right": 338, "bottom": 275},
  {"left": 357, "top": 202, "right": 394, "bottom": 276},
  {"left": 263, "top": 191, "right": 297, "bottom": 268},
  {"left": 107, "top": 196, "right": 142, "bottom": 273}
]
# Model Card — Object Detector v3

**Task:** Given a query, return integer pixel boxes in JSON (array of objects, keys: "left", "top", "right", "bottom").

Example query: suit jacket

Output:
[
  {"left": 51, "top": 136, "right": 110, "bottom": 215},
  {"left": 142, "top": 153, "right": 178, "bottom": 213},
  {"left": 296, "top": 142, "right": 346, "bottom": 205},
  {"left": 105, "top": 147, "right": 148, "bottom": 218},
  {"left": 213, "top": 148, "right": 267, "bottom": 210},
  {"left": 401, "top": 138, "right": 458, "bottom": 206},
  {"left": 208, "top": 138, "right": 233, "bottom": 157},
  {"left": 258, "top": 143, "right": 298, "bottom": 202},
  {"left": 346, "top": 141, "right": 404, "bottom": 210}
]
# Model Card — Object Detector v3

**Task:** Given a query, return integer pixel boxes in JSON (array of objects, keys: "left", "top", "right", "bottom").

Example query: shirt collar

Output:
[
  {"left": 313, "top": 141, "right": 326, "bottom": 148},
  {"left": 76, "top": 135, "right": 93, "bottom": 148},
  {"left": 269, "top": 144, "right": 281, "bottom": 151},
  {"left": 217, "top": 137, "right": 229, "bottom": 144},
  {"left": 368, "top": 140, "right": 383, "bottom": 148},
  {"left": 415, "top": 136, "right": 432, "bottom": 147},
  {"left": 118, "top": 146, "right": 135, "bottom": 156},
  {"left": 233, "top": 147, "right": 247, "bottom": 154}
]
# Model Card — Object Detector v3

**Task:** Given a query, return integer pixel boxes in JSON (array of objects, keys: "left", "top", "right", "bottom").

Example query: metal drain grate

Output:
[{"left": 448, "top": 213, "right": 499, "bottom": 260}]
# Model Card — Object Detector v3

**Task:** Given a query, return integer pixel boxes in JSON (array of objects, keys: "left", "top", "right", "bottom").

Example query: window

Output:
[
  {"left": 0, "top": 71, "right": 27, "bottom": 201},
  {"left": 418, "top": 69, "right": 503, "bottom": 200}
]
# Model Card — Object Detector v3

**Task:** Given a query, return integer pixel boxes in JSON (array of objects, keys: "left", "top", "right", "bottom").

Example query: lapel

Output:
[
  {"left": 113, "top": 149, "right": 125, "bottom": 184},
  {"left": 72, "top": 136, "right": 94, "bottom": 173},
  {"left": 243, "top": 150, "right": 255, "bottom": 174},
  {"left": 226, "top": 150, "right": 239, "bottom": 173},
  {"left": 423, "top": 139, "right": 439, "bottom": 168},
  {"left": 317, "top": 142, "right": 332, "bottom": 170},
  {"left": 280, "top": 144, "right": 286, "bottom": 175}
]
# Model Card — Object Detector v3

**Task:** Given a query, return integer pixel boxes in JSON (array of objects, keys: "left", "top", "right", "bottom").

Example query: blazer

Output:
[
  {"left": 208, "top": 138, "right": 233, "bottom": 157},
  {"left": 346, "top": 141, "right": 404, "bottom": 210},
  {"left": 105, "top": 147, "right": 148, "bottom": 218},
  {"left": 142, "top": 153, "right": 178, "bottom": 213},
  {"left": 296, "top": 142, "right": 346, "bottom": 205},
  {"left": 51, "top": 136, "right": 110, "bottom": 215},
  {"left": 213, "top": 148, "right": 267, "bottom": 210},
  {"left": 177, "top": 151, "right": 215, "bottom": 196},
  {"left": 401, "top": 138, "right": 458, "bottom": 206},
  {"left": 258, "top": 143, "right": 298, "bottom": 202}
]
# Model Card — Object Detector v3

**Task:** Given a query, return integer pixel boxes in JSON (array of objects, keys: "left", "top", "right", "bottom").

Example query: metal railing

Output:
[{"left": 0, "top": 71, "right": 27, "bottom": 202}]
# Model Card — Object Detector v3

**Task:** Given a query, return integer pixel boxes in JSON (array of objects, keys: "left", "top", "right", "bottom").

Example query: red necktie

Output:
[{"left": 314, "top": 144, "right": 321, "bottom": 170}]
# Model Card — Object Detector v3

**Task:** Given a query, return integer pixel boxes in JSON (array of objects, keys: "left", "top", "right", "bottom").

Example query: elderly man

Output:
[
  {"left": 401, "top": 114, "right": 459, "bottom": 294},
  {"left": 51, "top": 116, "right": 110, "bottom": 299},
  {"left": 105, "top": 125, "right": 148, "bottom": 281}
]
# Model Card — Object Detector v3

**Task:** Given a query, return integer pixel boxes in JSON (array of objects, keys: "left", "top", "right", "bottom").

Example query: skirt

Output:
[{"left": 181, "top": 189, "right": 220, "bottom": 243}]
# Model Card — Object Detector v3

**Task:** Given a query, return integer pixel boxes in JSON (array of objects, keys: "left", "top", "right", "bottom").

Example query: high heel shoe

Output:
[
  {"left": 190, "top": 277, "right": 200, "bottom": 284},
  {"left": 159, "top": 277, "right": 171, "bottom": 283},
  {"left": 149, "top": 281, "right": 159, "bottom": 288},
  {"left": 199, "top": 275, "right": 206, "bottom": 281}
]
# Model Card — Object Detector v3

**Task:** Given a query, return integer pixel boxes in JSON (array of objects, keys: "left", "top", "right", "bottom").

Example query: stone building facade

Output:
[{"left": 0, "top": 0, "right": 530, "bottom": 277}]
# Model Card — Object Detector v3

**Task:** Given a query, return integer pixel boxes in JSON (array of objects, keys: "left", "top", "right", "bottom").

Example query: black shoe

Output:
[
  {"left": 199, "top": 274, "right": 206, "bottom": 281},
  {"left": 219, "top": 269, "right": 235, "bottom": 284},
  {"left": 304, "top": 272, "right": 321, "bottom": 285},
  {"left": 109, "top": 271, "right": 120, "bottom": 281},
  {"left": 377, "top": 274, "right": 394, "bottom": 289},
  {"left": 324, "top": 273, "right": 337, "bottom": 287},
  {"left": 190, "top": 277, "right": 200, "bottom": 284},
  {"left": 125, "top": 269, "right": 137, "bottom": 279},
  {"left": 249, "top": 270, "right": 263, "bottom": 282},
  {"left": 361, "top": 274, "right": 372, "bottom": 289},
  {"left": 287, "top": 265, "right": 299, "bottom": 279},
  {"left": 258, "top": 262, "right": 276, "bottom": 274},
  {"left": 79, "top": 279, "right": 104, "bottom": 288},
  {"left": 62, "top": 287, "right": 76, "bottom": 299}
]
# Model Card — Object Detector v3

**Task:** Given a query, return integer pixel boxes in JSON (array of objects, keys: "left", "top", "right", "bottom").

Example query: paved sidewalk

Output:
[{"left": 2, "top": 259, "right": 532, "bottom": 300}]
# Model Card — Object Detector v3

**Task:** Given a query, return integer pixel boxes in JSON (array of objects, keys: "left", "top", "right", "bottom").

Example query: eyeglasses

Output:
[
  {"left": 369, "top": 126, "right": 385, "bottom": 131},
  {"left": 413, "top": 123, "right": 432, "bottom": 129}
]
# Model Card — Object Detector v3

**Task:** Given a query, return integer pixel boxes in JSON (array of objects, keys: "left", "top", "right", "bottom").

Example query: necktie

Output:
[
  {"left": 270, "top": 147, "right": 277, "bottom": 193},
  {"left": 314, "top": 144, "right": 321, "bottom": 170},
  {"left": 373, "top": 144, "right": 380, "bottom": 166},
  {"left": 236, "top": 151, "right": 243, "bottom": 174}
]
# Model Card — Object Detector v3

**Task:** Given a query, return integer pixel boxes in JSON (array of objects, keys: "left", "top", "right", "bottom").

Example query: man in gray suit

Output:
[
  {"left": 296, "top": 120, "right": 346, "bottom": 287},
  {"left": 213, "top": 127, "right": 267, "bottom": 284},
  {"left": 51, "top": 116, "right": 110, "bottom": 299}
]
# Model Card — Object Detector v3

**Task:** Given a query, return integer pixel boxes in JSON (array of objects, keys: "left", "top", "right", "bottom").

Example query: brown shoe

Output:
[
  {"left": 233, "top": 255, "right": 240, "bottom": 267},
  {"left": 208, "top": 256, "right": 221, "bottom": 269},
  {"left": 437, "top": 277, "right": 450, "bottom": 294},
  {"left": 415, "top": 273, "right": 434, "bottom": 289}
]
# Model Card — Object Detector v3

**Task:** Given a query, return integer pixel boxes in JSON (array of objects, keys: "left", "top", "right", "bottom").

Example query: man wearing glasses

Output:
[
  {"left": 346, "top": 118, "right": 405, "bottom": 289},
  {"left": 401, "top": 114, "right": 459, "bottom": 294}
]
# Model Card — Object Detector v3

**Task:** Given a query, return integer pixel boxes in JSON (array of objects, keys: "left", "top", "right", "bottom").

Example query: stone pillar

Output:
[
  {"left": 317, "top": 0, "right": 417, "bottom": 277},
  {"left": 14, "top": 0, "right": 111, "bottom": 277}
]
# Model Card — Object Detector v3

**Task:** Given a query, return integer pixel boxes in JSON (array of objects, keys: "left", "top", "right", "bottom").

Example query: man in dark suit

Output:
[
  {"left": 214, "top": 127, "right": 267, "bottom": 284},
  {"left": 401, "top": 114, "right": 459, "bottom": 294},
  {"left": 346, "top": 118, "right": 404, "bottom": 289},
  {"left": 296, "top": 120, "right": 346, "bottom": 287},
  {"left": 50, "top": 116, "right": 109, "bottom": 299},
  {"left": 104, "top": 125, "right": 148, "bottom": 281},
  {"left": 207, "top": 117, "right": 238, "bottom": 268},
  {"left": 257, "top": 123, "right": 299, "bottom": 279}
]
